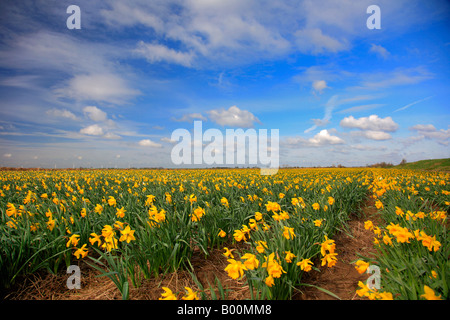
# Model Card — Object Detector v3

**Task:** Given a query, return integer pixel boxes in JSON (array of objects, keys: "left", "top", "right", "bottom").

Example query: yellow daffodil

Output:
[
  {"left": 181, "top": 287, "right": 199, "bottom": 300},
  {"left": 282, "top": 226, "right": 295, "bottom": 240},
  {"left": 66, "top": 234, "right": 80, "bottom": 248},
  {"left": 265, "top": 201, "right": 280, "bottom": 212},
  {"left": 119, "top": 225, "right": 136, "bottom": 243},
  {"left": 223, "top": 247, "right": 235, "bottom": 258},
  {"left": 159, "top": 287, "right": 177, "bottom": 300},
  {"left": 73, "top": 244, "right": 88, "bottom": 259},
  {"left": 297, "top": 258, "right": 313, "bottom": 272},
  {"left": 265, "top": 275, "right": 275, "bottom": 287},
  {"left": 327, "top": 196, "right": 334, "bottom": 205},
  {"left": 255, "top": 241, "right": 268, "bottom": 253},
  {"left": 224, "top": 259, "right": 247, "bottom": 279},
  {"left": 94, "top": 204, "right": 103, "bottom": 214},
  {"left": 107, "top": 196, "right": 116, "bottom": 207},
  {"left": 284, "top": 251, "right": 296, "bottom": 263},
  {"left": 218, "top": 229, "right": 226, "bottom": 237},
  {"left": 313, "top": 219, "right": 323, "bottom": 227},
  {"left": 420, "top": 285, "right": 442, "bottom": 300},
  {"left": 89, "top": 232, "right": 102, "bottom": 246},
  {"left": 241, "top": 253, "right": 259, "bottom": 270},
  {"left": 354, "top": 260, "right": 370, "bottom": 274}
]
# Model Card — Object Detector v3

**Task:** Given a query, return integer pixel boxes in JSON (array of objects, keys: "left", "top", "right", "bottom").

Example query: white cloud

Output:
[
  {"left": 55, "top": 73, "right": 140, "bottom": 105},
  {"left": 410, "top": 124, "right": 436, "bottom": 132},
  {"left": 101, "top": 0, "right": 396, "bottom": 66},
  {"left": 134, "top": 41, "right": 194, "bottom": 67},
  {"left": 369, "top": 44, "right": 390, "bottom": 59},
  {"left": 358, "top": 67, "right": 433, "bottom": 89},
  {"left": 207, "top": 106, "right": 260, "bottom": 128},
  {"left": 80, "top": 124, "right": 104, "bottom": 136},
  {"left": 294, "top": 28, "right": 347, "bottom": 54},
  {"left": 309, "top": 129, "right": 345, "bottom": 146},
  {"left": 171, "top": 113, "right": 207, "bottom": 123},
  {"left": 349, "top": 144, "right": 387, "bottom": 152},
  {"left": 83, "top": 106, "right": 108, "bottom": 122},
  {"left": 3, "top": 153, "right": 12, "bottom": 158},
  {"left": 340, "top": 115, "right": 398, "bottom": 132},
  {"left": 161, "top": 137, "right": 177, "bottom": 144},
  {"left": 312, "top": 80, "right": 329, "bottom": 94},
  {"left": 356, "top": 130, "right": 392, "bottom": 141},
  {"left": 138, "top": 139, "right": 163, "bottom": 148},
  {"left": 103, "top": 132, "right": 121, "bottom": 140},
  {"left": 46, "top": 108, "right": 78, "bottom": 121},
  {"left": 410, "top": 124, "right": 450, "bottom": 145},
  {"left": 284, "top": 129, "right": 344, "bottom": 147}
]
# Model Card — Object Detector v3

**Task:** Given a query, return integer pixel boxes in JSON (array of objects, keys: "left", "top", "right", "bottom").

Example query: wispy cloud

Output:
[
  {"left": 305, "top": 95, "right": 338, "bottom": 133},
  {"left": 356, "top": 67, "right": 434, "bottom": 89},
  {"left": 394, "top": 95, "right": 434, "bottom": 112},
  {"left": 338, "top": 104, "right": 384, "bottom": 114},
  {"left": 171, "top": 113, "right": 207, "bottom": 123},
  {"left": 134, "top": 41, "right": 195, "bottom": 67},
  {"left": 410, "top": 124, "right": 450, "bottom": 145},
  {"left": 369, "top": 44, "right": 390, "bottom": 59}
]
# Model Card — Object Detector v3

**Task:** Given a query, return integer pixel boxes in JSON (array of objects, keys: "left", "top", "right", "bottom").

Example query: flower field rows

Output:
[
  {"left": 356, "top": 169, "right": 449, "bottom": 300},
  {"left": 0, "top": 168, "right": 448, "bottom": 300}
]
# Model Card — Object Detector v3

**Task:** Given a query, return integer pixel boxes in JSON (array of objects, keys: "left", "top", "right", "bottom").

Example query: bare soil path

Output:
[{"left": 297, "top": 196, "right": 380, "bottom": 300}]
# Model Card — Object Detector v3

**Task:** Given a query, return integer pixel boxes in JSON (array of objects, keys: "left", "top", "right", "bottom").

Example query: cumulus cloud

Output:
[
  {"left": 312, "top": 80, "right": 329, "bottom": 94},
  {"left": 46, "top": 108, "right": 78, "bottom": 121},
  {"left": 284, "top": 129, "right": 344, "bottom": 147},
  {"left": 410, "top": 124, "right": 436, "bottom": 132},
  {"left": 340, "top": 115, "right": 398, "bottom": 132},
  {"left": 309, "top": 129, "right": 345, "bottom": 146},
  {"left": 80, "top": 124, "right": 104, "bottom": 136},
  {"left": 340, "top": 115, "right": 399, "bottom": 141},
  {"left": 83, "top": 106, "right": 108, "bottom": 122},
  {"left": 138, "top": 139, "right": 162, "bottom": 148},
  {"left": 207, "top": 106, "right": 260, "bottom": 128}
]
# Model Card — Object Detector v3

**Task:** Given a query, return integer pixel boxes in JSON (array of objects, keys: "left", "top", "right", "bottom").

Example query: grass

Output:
[{"left": 395, "top": 158, "right": 450, "bottom": 172}]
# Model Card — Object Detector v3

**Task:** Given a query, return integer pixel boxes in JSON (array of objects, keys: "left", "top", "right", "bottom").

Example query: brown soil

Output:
[
  {"left": 297, "top": 196, "right": 381, "bottom": 300},
  {"left": 4, "top": 197, "right": 380, "bottom": 300},
  {"left": 4, "top": 247, "right": 249, "bottom": 300}
]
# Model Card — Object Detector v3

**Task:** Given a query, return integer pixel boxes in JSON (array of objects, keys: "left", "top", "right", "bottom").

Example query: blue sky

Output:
[{"left": 0, "top": 0, "right": 449, "bottom": 168}]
